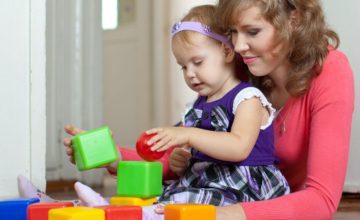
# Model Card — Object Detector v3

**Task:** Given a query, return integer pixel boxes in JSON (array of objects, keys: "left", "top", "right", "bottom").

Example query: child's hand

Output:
[
  {"left": 169, "top": 146, "right": 191, "bottom": 176},
  {"left": 63, "top": 124, "right": 86, "bottom": 164},
  {"left": 146, "top": 127, "right": 190, "bottom": 152}
]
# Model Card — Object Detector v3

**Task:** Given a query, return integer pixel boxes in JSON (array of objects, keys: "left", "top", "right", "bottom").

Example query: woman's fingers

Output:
[{"left": 64, "top": 124, "right": 85, "bottom": 136}]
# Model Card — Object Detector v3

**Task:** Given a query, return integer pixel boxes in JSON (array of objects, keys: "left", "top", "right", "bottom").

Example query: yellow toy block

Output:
[
  {"left": 48, "top": 207, "right": 105, "bottom": 220},
  {"left": 164, "top": 204, "right": 216, "bottom": 220},
  {"left": 110, "top": 196, "right": 157, "bottom": 206}
]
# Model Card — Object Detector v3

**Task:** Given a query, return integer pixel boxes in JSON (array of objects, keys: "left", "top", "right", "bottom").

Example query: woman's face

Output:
[{"left": 229, "top": 5, "right": 290, "bottom": 78}]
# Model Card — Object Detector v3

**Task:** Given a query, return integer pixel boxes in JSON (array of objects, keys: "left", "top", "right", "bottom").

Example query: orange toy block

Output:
[
  {"left": 28, "top": 202, "right": 73, "bottom": 220},
  {"left": 164, "top": 204, "right": 216, "bottom": 220},
  {"left": 97, "top": 205, "right": 142, "bottom": 220},
  {"left": 48, "top": 207, "right": 105, "bottom": 220},
  {"left": 110, "top": 196, "right": 157, "bottom": 206}
]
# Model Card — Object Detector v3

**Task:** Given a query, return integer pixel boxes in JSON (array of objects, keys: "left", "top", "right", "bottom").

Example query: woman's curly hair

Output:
[{"left": 216, "top": 0, "right": 339, "bottom": 97}]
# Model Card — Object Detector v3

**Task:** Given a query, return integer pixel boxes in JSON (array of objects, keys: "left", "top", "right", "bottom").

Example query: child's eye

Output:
[
  {"left": 194, "top": 60, "right": 203, "bottom": 66},
  {"left": 181, "top": 65, "right": 187, "bottom": 71},
  {"left": 226, "top": 28, "right": 237, "bottom": 36},
  {"left": 226, "top": 28, "right": 238, "bottom": 41}
]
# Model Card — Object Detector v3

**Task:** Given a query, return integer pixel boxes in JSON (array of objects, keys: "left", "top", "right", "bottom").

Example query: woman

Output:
[
  {"left": 192, "top": 0, "right": 354, "bottom": 219},
  {"left": 58, "top": 0, "right": 353, "bottom": 219}
]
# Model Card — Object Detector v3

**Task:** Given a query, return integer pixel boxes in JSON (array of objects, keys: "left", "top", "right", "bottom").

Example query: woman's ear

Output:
[
  {"left": 222, "top": 44, "right": 235, "bottom": 63},
  {"left": 288, "top": 10, "right": 301, "bottom": 31}
]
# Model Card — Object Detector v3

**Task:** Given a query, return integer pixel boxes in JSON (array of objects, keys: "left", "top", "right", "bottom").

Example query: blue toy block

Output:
[{"left": 0, "top": 198, "right": 39, "bottom": 220}]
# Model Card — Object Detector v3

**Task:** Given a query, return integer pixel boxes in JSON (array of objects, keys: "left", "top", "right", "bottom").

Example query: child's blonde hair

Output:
[
  {"left": 173, "top": 4, "right": 248, "bottom": 81},
  {"left": 173, "top": 5, "right": 228, "bottom": 46},
  {"left": 216, "top": 0, "right": 339, "bottom": 96}
]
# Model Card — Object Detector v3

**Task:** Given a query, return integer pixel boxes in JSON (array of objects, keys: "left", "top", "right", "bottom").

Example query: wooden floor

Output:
[
  {"left": 47, "top": 175, "right": 360, "bottom": 219},
  {"left": 334, "top": 193, "right": 360, "bottom": 219}
]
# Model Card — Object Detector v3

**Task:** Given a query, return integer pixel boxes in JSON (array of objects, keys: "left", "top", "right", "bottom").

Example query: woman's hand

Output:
[
  {"left": 169, "top": 146, "right": 191, "bottom": 176},
  {"left": 63, "top": 124, "right": 121, "bottom": 173},
  {"left": 63, "top": 124, "right": 86, "bottom": 164},
  {"left": 216, "top": 204, "right": 246, "bottom": 220}
]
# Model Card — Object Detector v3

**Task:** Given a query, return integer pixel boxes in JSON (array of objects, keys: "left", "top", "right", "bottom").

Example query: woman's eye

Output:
[{"left": 248, "top": 29, "right": 260, "bottom": 36}]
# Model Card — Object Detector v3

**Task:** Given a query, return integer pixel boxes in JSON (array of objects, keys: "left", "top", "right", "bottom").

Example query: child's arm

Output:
[{"left": 148, "top": 97, "right": 267, "bottom": 162}]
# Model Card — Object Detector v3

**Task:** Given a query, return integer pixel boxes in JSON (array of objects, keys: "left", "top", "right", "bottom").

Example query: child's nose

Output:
[{"left": 184, "top": 69, "right": 196, "bottom": 78}]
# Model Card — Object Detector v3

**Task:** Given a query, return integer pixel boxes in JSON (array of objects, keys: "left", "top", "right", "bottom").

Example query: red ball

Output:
[{"left": 136, "top": 132, "right": 166, "bottom": 161}]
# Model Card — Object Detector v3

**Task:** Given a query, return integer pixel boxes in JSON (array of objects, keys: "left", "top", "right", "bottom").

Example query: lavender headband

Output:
[{"left": 171, "top": 21, "right": 231, "bottom": 46}]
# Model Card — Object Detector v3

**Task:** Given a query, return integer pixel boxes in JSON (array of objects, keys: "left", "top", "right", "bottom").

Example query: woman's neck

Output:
[
  {"left": 269, "top": 87, "right": 290, "bottom": 110},
  {"left": 268, "top": 65, "right": 290, "bottom": 110}
]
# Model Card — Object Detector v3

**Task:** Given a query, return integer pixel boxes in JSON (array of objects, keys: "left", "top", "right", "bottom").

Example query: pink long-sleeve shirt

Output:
[
  {"left": 241, "top": 49, "right": 354, "bottom": 219},
  {"left": 117, "top": 49, "right": 354, "bottom": 219}
]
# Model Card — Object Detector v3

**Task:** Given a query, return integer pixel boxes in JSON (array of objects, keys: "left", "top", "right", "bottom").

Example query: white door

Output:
[
  {"left": 46, "top": 0, "right": 104, "bottom": 185},
  {"left": 103, "top": 0, "right": 153, "bottom": 147}
]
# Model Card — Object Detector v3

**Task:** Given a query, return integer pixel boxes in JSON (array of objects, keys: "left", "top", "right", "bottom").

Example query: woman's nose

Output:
[{"left": 233, "top": 37, "right": 249, "bottom": 53}]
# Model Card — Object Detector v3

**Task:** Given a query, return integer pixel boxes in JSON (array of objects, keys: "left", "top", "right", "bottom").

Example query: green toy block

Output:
[
  {"left": 117, "top": 161, "right": 162, "bottom": 198},
  {"left": 72, "top": 126, "right": 118, "bottom": 171}
]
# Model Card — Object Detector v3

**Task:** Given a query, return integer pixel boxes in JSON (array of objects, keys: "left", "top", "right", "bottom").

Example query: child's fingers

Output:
[
  {"left": 150, "top": 136, "right": 172, "bottom": 151},
  {"left": 145, "top": 127, "right": 160, "bottom": 135},
  {"left": 154, "top": 204, "right": 165, "bottom": 214}
]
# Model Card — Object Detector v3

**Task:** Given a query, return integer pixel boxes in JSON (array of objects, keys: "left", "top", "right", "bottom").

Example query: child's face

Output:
[
  {"left": 229, "top": 5, "right": 290, "bottom": 78},
  {"left": 172, "top": 33, "right": 235, "bottom": 101}
]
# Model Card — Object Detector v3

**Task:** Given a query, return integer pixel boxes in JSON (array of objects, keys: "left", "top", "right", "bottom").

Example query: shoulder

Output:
[
  {"left": 232, "top": 87, "right": 275, "bottom": 124},
  {"left": 316, "top": 49, "right": 353, "bottom": 85},
  {"left": 309, "top": 49, "right": 354, "bottom": 107}
]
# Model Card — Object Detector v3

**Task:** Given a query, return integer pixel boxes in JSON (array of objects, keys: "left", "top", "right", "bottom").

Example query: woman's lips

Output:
[{"left": 242, "top": 56, "right": 257, "bottom": 64}]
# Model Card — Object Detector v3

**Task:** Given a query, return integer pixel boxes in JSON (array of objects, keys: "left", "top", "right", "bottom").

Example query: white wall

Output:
[
  {"left": 0, "top": 1, "right": 46, "bottom": 198},
  {"left": 169, "top": 0, "right": 217, "bottom": 123},
  {"left": 323, "top": 0, "right": 360, "bottom": 192}
]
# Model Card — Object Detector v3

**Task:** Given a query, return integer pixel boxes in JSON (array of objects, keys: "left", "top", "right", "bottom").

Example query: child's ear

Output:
[{"left": 222, "top": 44, "right": 235, "bottom": 63}]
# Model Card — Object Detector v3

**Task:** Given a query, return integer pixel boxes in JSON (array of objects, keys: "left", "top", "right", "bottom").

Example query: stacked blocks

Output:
[
  {"left": 97, "top": 205, "right": 142, "bottom": 220},
  {"left": 111, "top": 161, "right": 162, "bottom": 206},
  {"left": 71, "top": 126, "right": 118, "bottom": 171},
  {"left": 116, "top": 161, "right": 162, "bottom": 198},
  {"left": 28, "top": 202, "right": 73, "bottom": 220},
  {"left": 110, "top": 197, "right": 157, "bottom": 207},
  {"left": 164, "top": 204, "right": 216, "bottom": 220},
  {"left": 0, "top": 198, "right": 39, "bottom": 220},
  {"left": 49, "top": 207, "right": 105, "bottom": 220}
]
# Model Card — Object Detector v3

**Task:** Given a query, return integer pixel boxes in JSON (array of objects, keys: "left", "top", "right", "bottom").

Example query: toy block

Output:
[
  {"left": 0, "top": 198, "right": 39, "bottom": 220},
  {"left": 117, "top": 161, "right": 162, "bottom": 198},
  {"left": 48, "top": 207, "right": 105, "bottom": 220},
  {"left": 110, "top": 196, "right": 157, "bottom": 206},
  {"left": 164, "top": 204, "right": 216, "bottom": 220},
  {"left": 97, "top": 205, "right": 142, "bottom": 220},
  {"left": 28, "top": 202, "right": 73, "bottom": 220},
  {"left": 71, "top": 126, "right": 118, "bottom": 171}
]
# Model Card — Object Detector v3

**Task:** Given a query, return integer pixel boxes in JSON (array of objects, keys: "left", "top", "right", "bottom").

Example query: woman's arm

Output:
[{"left": 224, "top": 50, "right": 354, "bottom": 220}]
